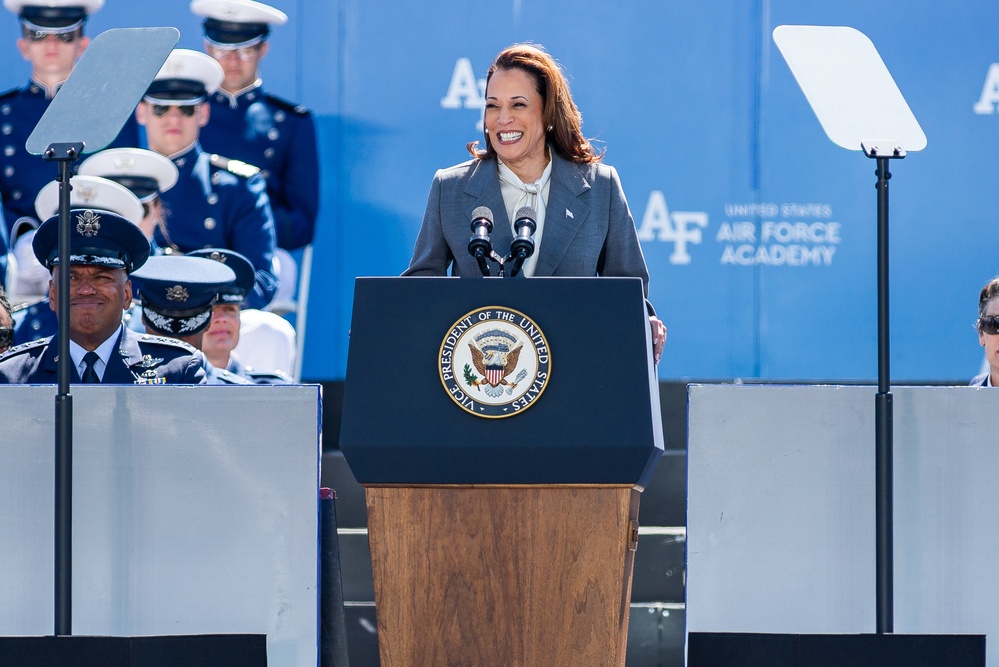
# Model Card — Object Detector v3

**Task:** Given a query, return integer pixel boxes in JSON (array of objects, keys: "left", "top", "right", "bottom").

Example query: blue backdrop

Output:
[{"left": 1, "top": 1, "right": 995, "bottom": 382}]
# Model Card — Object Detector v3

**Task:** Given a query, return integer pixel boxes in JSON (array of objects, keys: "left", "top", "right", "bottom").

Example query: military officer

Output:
[
  {"left": 13, "top": 174, "right": 144, "bottom": 345},
  {"left": 189, "top": 247, "right": 292, "bottom": 384},
  {"left": 0, "top": 0, "right": 140, "bottom": 285},
  {"left": 192, "top": 0, "right": 319, "bottom": 252},
  {"left": 135, "top": 48, "right": 279, "bottom": 310},
  {"left": 0, "top": 207, "right": 209, "bottom": 384},
  {"left": 129, "top": 253, "right": 253, "bottom": 385}
]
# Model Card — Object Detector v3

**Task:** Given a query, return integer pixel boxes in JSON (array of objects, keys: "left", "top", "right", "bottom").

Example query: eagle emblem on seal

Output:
[{"left": 467, "top": 329, "right": 526, "bottom": 398}]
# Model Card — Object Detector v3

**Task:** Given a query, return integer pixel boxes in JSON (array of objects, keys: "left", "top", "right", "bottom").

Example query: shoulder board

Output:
[
  {"left": 10, "top": 295, "right": 47, "bottom": 314},
  {"left": 0, "top": 336, "right": 49, "bottom": 359},
  {"left": 263, "top": 92, "right": 310, "bottom": 116},
  {"left": 245, "top": 367, "right": 294, "bottom": 383},
  {"left": 0, "top": 87, "right": 20, "bottom": 101},
  {"left": 215, "top": 368, "right": 254, "bottom": 384},
  {"left": 137, "top": 334, "right": 197, "bottom": 352},
  {"left": 209, "top": 153, "right": 261, "bottom": 179}
]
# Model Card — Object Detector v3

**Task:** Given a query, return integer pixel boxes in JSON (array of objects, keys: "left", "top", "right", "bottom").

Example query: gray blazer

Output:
[{"left": 404, "top": 152, "right": 654, "bottom": 311}]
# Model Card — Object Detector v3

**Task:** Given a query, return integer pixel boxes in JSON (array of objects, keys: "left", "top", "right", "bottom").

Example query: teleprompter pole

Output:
[
  {"left": 867, "top": 145, "right": 904, "bottom": 635},
  {"left": 46, "top": 141, "right": 83, "bottom": 636}
]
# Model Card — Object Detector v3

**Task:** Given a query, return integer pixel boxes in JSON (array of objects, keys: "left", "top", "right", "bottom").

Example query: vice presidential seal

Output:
[{"left": 439, "top": 306, "right": 551, "bottom": 418}]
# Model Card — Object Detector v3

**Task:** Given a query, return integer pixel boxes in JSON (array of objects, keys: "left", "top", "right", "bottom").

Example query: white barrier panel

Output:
[
  {"left": 0, "top": 385, "right": 321, "bottom": 667},
  {"left": 687, "top": 384, "right": 998, "bottom": 663}
]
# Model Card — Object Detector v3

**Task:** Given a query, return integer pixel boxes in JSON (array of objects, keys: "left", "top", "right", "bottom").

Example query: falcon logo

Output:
[{"left": 439, "top": 306, "right": 550, "bottom": 418}]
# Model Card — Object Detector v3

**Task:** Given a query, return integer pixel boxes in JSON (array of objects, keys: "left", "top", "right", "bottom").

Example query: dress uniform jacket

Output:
[
  {"left": 0, "top": 327, "right": 208, "bottom": 384},
  {"left": 12, "top": 297, "right": 56, "bottom": 345},
  {"left": 155, "top": 142, "right": 278, "bottom": 309},
  {"left": 200, "top": 83, "right": 318, "bottom": 251},
  {"left": 0, "top": 81, "right": 140, "bottom": 231}
]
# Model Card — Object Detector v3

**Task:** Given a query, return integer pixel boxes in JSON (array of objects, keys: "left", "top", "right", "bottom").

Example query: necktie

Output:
[{"left": 82, "top": 351, "right": 101, "bottom": 384}]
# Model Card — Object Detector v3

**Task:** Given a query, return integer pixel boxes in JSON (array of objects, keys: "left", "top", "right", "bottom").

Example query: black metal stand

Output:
[
  {"left": 865, "top": 144, "right": 902, "bottom": 636},
  {"left": 44, "top": 141, "right": 83, "bottom": 636},
  {"left": 320, "top": 488, "right": 350, "bottom": 667}
]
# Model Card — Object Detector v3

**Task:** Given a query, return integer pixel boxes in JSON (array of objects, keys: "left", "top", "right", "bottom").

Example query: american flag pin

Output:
[{"left": 566, "top": 208, "right": 574, "bottom": 219}]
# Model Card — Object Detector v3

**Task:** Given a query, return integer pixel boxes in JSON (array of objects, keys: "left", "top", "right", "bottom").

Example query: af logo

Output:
[
  {"left": 439, "top": 306, "right": 551, "bottom": 418},
  {"left": 637, "top": 190, "right": 708, "bottom": 265},
  {"left": 440, "top": 57, "right": 485, "bottom": 130}
]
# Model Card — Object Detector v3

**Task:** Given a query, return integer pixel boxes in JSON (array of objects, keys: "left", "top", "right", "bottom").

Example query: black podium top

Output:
[{"left": 339, "top": 277, "right": 663, "bottom": 487}]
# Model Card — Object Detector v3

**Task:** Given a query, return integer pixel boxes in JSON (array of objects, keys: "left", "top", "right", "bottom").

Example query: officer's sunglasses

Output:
[
  {"left": 0, "top": 328, "right": 12, "bottom": 350},
  {"left": 24, "top": 29, "right": 79, "bottom": 43},
  {"left": 206, "top": 44, "right": 259, "bottom": 62},
  {"left": 980, "top": 315, "right": 999, "bottom": 335},
  {"left": 150, "top": 104, "right": 198, "bottom": 118}
]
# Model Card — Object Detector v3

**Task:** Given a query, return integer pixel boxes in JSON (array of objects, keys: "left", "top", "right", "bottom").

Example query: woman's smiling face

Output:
[{"left": 484, "top": 67, "right": 548, "bottom": 181}]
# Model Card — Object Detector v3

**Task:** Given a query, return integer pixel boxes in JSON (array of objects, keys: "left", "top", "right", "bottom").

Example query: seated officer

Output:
[
  {"left": 77, "top": 147, "right": 179, "bottom": 244},
  {"left": 0, "top": 208, "right": 208, "bottom": 384},
  {"left": 13, "top": 175, "right": 145, "bottom": 345},
  {"left": 129, "top": 254, "right": 251, "bottom": 385},
  {"left": 192, "top": 0, "right": 319, "bottom": 252},
  {"left": 135, "top": 48, "right": 278, "bottom": 310},
  {"left": 189, "top": 247, "right": 292, "bottom": 384}
]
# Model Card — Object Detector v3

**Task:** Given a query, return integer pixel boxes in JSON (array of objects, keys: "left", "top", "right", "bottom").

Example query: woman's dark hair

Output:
[{"left": 467, "top": 43, "right": 602, "bottom": 165}]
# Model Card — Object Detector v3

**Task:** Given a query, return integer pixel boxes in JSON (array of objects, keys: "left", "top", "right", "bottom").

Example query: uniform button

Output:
[
  {"left": 204, "top": 217, "right": 216, "bottom": 230},
  {"left": 30, "top": 85, "right": 39, "bottom": 93},
  {"left": 248, "top": 93, "right": 256, "bottom": 101},
  {"left": 267, "top": 128, "right": 279, "bottom": 141},
  {"left": 263, "top": 148, "right": 274, "bottom": 159},
  {"left": 31, "top": 319, "right": 41, "bottom": 331},
  {"left": 1, "top": 104, "right": 10, "bottom": 115},
  {"left": 4, "top": 166, "right": 13, "bottom": 177},
  {"left": 4, "top": 145, "right": 14, "bottom": 156},
  {"left": 1, "top": 123, "right": 11, "bottom": 135},
  {"left": 274, "top": 110, "right": 285, "bottom": 123},
  {"left": 12, "top": 190, "right": 20, "bottom": 200},
  {"left": 261, "top": 170, "right": 270, "bottom": 179},
  {"left": 207, "top": 193, "right": 218, "bottom": 205}
]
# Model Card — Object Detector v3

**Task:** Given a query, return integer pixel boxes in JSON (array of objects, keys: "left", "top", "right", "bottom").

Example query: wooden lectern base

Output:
[{"left": 365, "top": 485, "right": 641, "bottom": 667}]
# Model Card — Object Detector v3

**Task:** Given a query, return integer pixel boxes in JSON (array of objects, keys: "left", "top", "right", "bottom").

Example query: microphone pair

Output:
[{"left": 466, "top": 206, "right": 537, "bottom": 277}]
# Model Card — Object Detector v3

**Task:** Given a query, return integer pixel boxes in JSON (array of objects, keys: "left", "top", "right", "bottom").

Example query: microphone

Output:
[
  {"left": 508, "top": 206, "right": 537, "bottom": 277},
  {"left": 467, "top": 206, "right": 494, "bottom": 276}
]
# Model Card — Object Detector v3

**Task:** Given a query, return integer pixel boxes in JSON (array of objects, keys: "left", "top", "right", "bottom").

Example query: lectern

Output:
[{"left": 340, "top": 276, "right": 663, "bottom": 666}]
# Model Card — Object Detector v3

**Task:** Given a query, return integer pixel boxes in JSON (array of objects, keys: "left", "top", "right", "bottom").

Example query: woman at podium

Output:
[{"left": 403, "top": 42, "right": 665, "bottom": 363}]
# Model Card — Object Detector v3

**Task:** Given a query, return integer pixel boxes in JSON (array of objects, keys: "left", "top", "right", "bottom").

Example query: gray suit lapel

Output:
[
  {"left": 464, "top": 159, "right": 513, "bottom": 264},
  {"left": 533, "top": 154, "right": 590, "bottom": 276}
]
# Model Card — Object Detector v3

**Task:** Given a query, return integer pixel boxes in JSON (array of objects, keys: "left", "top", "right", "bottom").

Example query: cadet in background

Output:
[
  {"left": 189, "top": 247, "right": 293, "bottom": 383},
  {"left": 192, "top": 0, "right": 319, "bottom": 253},
  {"left": 0, "top": 0, "right": 140, "bottom": 286},
  {"left": 135, "top": 48, "right": 278, "bottom": 310},
  {"left": 129, "top": 253, "right": 253, "bottom": 385}
]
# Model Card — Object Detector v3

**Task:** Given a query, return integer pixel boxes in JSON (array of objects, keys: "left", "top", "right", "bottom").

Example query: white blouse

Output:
[{"left": 496, "top": 156, "right": 552, "bottom": 277}]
